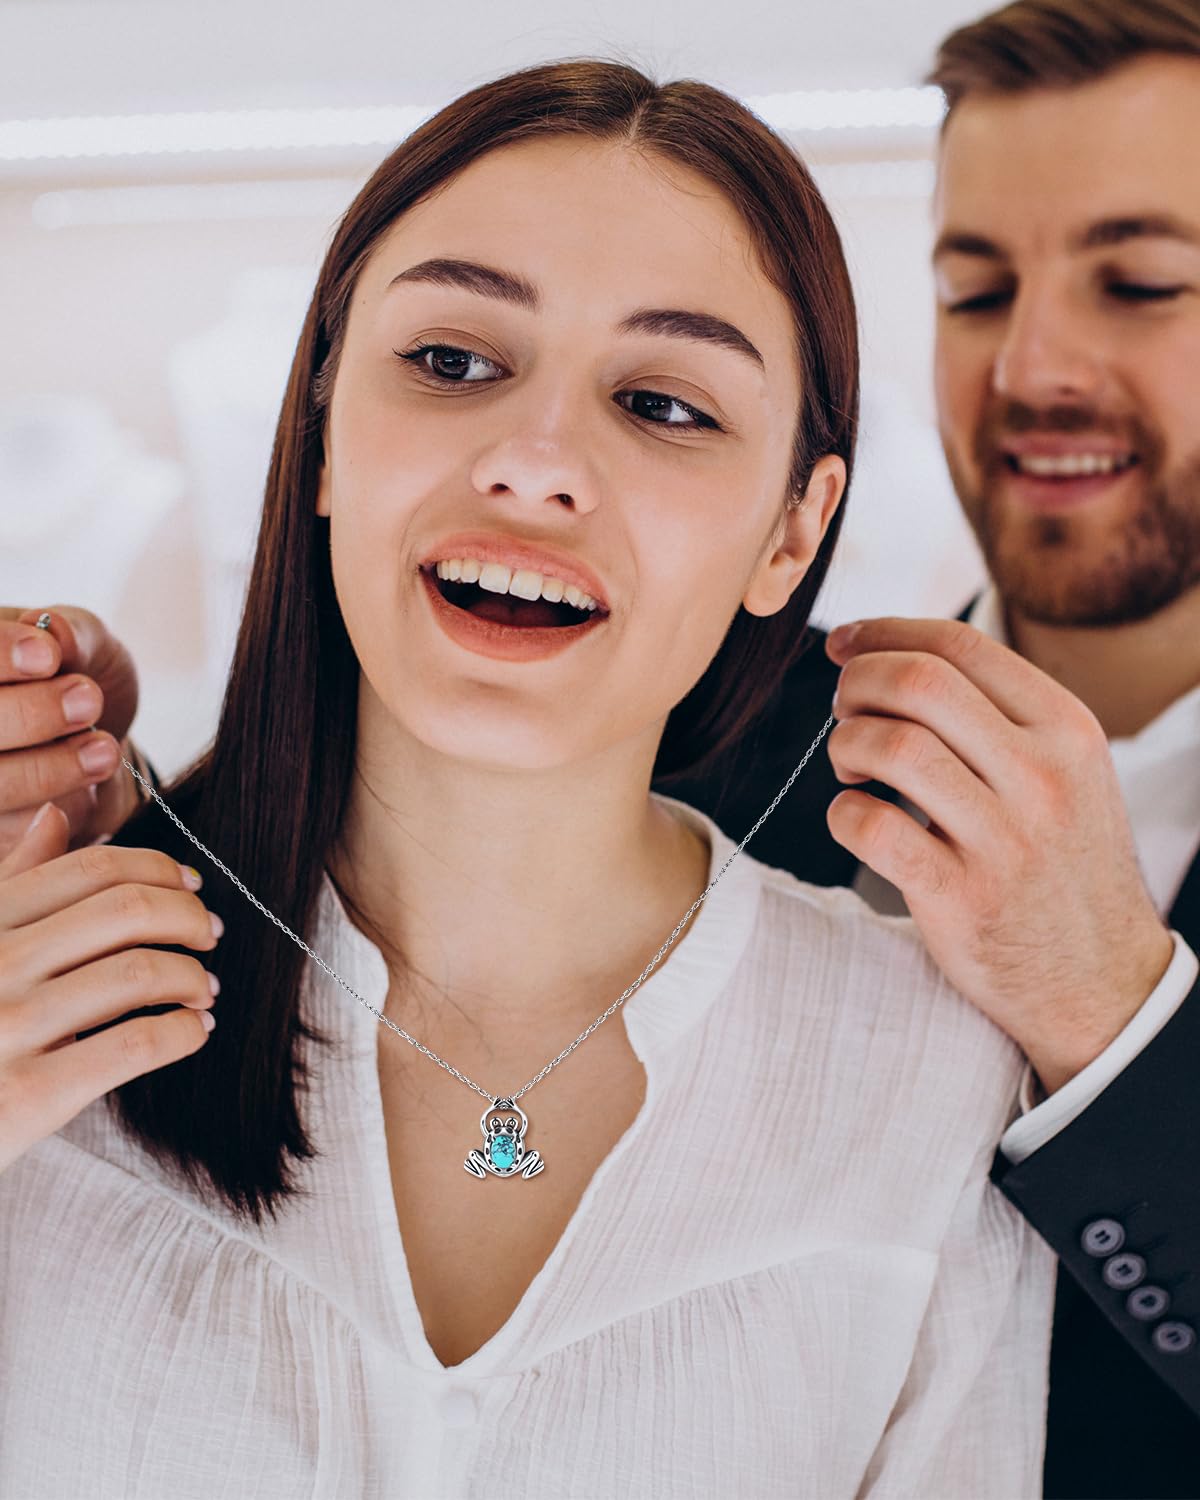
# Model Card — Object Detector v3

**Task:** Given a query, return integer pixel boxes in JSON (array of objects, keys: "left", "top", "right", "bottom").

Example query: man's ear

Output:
[
  {"left": 742, "top": 454, "right": 846, "bottom": 618},
  {"left": 315, "top": 424, "right": 332, "bottom": 518}
]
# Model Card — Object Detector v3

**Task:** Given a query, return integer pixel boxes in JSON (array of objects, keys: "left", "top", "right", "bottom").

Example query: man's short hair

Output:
[{"left": 928, "top": 0, "right": 1200, "bottom": 126}]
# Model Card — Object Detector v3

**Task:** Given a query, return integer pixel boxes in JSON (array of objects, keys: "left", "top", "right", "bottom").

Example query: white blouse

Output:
[{"left": 0, "top": 796, "right": 1055, "bottom": 1499}]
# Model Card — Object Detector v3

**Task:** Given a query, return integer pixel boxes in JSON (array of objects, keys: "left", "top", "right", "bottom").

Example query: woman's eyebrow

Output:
[{"left": 385, "top": 257, "right": 765, "bottom": 373}]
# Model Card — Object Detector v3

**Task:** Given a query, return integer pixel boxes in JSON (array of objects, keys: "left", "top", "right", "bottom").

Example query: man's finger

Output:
[
  {"left": 0, "top": 675, "right": 105, "bottom": 756},
  {"left": 0, "top": 611, "right": 62, "bottom": 683},
  {"left": 833, "top": 648, "right": 1025, "bottom": 796},
  {"left": 8, "top": 606, "right": 138, "bottom": 752},
  {"left": 0, "top": 728, "right": 121, "bottom": 812},
  {"left": 826, "top": 617, "right": 1072, "bottom": 728},
  {"left": 826, "top": 787, "right": 963, "bottom": 900},
  {"left": 11, "top": 606, "right": 98, "bottom": 680},
  {"left": 827, "top": 713, "right": 999, "bottom": 852}
]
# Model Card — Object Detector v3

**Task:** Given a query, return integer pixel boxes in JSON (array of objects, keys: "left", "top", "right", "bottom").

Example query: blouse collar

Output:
[{"left": 308, "top": 791, "right": 763, "bottom": 1070}]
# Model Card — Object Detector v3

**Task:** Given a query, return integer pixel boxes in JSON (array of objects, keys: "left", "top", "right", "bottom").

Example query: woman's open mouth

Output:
[{"left": 418, "top": 563, "right": 609, "bottom": 663}]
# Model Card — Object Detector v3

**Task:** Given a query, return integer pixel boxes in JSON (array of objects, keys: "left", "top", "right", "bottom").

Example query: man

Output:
[
  {"left": 669, "top": 3, "right": 1200, "bottom": 1494},
  {"left": 0, "top": 1, "right": 1198, "bottom": 1493}
]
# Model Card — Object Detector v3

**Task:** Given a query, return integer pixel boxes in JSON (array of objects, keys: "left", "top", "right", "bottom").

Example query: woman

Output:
[{"left": 0, "top": 59, "right": 1054, "bottom": 1497}]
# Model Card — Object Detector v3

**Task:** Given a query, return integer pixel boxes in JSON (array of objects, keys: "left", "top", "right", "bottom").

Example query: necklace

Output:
[{"left": 45, "top": 600, "right": 830, "bottom": 1180}]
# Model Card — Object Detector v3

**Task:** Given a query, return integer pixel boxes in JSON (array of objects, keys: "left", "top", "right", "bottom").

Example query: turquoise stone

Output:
[{"left": 490, "top": 1133, "right": 517, "bottom": 1170}]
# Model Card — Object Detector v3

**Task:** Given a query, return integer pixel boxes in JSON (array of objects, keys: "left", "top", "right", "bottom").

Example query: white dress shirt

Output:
[
  {"left": 0, "top": 795, "right": 1055, "bottom": 1499},
  {"left": 853, "top": 583, "right": 1200, "bottom": 1163}
]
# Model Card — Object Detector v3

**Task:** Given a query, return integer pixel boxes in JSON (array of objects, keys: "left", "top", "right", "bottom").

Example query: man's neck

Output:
[{"left": 1003, "top": 586, "right": 1200, "bottom": 739}]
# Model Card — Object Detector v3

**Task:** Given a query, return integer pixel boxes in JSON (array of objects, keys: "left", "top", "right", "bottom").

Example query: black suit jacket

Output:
[{"left": 654, "top": 627, "right": 1200, "bottom": 1499}]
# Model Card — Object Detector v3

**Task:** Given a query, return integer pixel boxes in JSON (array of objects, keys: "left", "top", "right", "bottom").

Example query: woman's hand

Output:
[
  {"left": 0, "top": 800, "right": 219, "bottom": 1176},
  {"left": 0, "top": 605, "right": 146, "bottom": 858}
]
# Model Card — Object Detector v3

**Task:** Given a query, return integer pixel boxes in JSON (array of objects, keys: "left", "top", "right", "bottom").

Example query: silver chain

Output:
[{"left": 117, "top": 715, "right": 832, "bottom": 1107}]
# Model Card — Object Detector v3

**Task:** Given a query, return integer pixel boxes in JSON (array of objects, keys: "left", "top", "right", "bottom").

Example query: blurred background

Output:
[{"left": 0, "top": 0, "right": 991, "bottom": 777}]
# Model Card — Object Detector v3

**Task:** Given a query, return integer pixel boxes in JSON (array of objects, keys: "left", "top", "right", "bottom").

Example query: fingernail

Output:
[
  {"left": 25, "top": 801, "right": 54, "bottom": 835},
  {"left": 12, "top": 636, "right": 54, "bottom": 674},
  {"left": 829, "top": 623, "right": 860, "bottom": 649},
  {"left": 207, "top": 971, "right": 221, "bottom": 997},
  {"left": 62, "top": 682, "right": 101, "bottom": 724},
  {"left": 179, "top": 864, "right": 203, "bottom": 891},
  {"left": 209, "top": 911, "right": 224, "bottom": 939},
  {"left": 79, "top": 737, "right": 117, "bottom": 775},
  {"left": 200, "top": 1011, "right": 216, "bottom": 1032}
]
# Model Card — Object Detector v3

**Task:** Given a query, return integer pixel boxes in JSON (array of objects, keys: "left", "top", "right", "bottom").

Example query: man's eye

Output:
[
  {"left": 945, "top": 290, "right": 1012, "bottom": 315},
  {"left": 943, "top": 284, "right": 1187, "bottom": 315},
  {"left": 394, "top": 344, "right": 719, "bottom": 431},
  {"left": 1107, "top": 283, "right": 1186, "bottom": 302}
]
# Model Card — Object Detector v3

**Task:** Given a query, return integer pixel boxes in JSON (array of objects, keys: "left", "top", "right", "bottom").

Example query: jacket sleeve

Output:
[
  {"left": 990, "top": 970, "right": 1200, "bottom": 1418},
  {"left": 857, "top": 1152, "right": 1056, "bottom": 1498}
]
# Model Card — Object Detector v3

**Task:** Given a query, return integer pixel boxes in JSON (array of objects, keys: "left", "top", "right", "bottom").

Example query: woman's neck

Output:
[{"left": 327, "top": 690, "right": 711, "bottom": 1043}]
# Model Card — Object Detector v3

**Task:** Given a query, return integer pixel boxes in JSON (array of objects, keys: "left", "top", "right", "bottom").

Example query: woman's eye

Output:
[
  {"left": 395, "top": 343, "right": 501, "bottom": 383},
  {"left": 394, "top": 343, "right": 719, "bottom": 431},
  {"left": 614, "top": 390, "right": 719, "bottom": 431}
]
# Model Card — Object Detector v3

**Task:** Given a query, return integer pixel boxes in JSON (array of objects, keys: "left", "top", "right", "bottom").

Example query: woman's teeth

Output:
[
  {"left": 434, "top": 558, "right": 601, "bottom": 611},
  {"left": 1011, "top": 452, "right": 1135, "bottom": 478}
]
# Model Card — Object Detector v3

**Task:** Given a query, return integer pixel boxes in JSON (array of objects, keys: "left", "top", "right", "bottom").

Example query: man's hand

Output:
[
  {"left": 0, "top": 606, "right": 144, "bottom": 858},
  {"left": 825, "top": 616, "right": 1175, "bottom": 1095}
]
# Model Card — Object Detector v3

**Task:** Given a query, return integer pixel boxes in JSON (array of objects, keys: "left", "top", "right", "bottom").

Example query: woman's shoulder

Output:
[
  {"left": 754, "top": 852, "right": 934, "bottom": 965},
  {"left": 727, "top": 847, "right": 1028, "bottom": 1139}
]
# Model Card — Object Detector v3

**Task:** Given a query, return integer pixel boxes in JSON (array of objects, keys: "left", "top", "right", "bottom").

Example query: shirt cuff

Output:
[{"left": 999, "top": 930, "right": 1199, "bottom": 1165}]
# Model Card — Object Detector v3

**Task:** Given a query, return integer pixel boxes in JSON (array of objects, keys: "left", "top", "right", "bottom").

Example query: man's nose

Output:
[{"left": 992, "top": 287, "right": 1104, "bottom": 409}]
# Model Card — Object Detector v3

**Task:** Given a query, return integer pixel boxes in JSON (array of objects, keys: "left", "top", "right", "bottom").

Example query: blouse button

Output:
[{"left": 437, "top": 1387, "right": 479, "bottom": 1427}]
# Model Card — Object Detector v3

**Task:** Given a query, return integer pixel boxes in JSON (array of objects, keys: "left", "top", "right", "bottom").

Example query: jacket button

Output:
[
  {"left": 1102, "top": 1253, "right": 1146, "bottom": 1290},
  {"left": 1153, "top": 1321, "right": 1196, "bottom": 1355},
  {"left": 1127, "top": 1285, "right": 1170, "bottom": 1321},
  {"left": 1081, "top": 1218, "right": 1125, "bottom": 1256}
]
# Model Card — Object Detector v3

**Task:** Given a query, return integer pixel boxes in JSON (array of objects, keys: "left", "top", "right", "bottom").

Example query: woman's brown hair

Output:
[
  {"left": 929, "top": 0, "right": 1200, "bottom": 120},
  {"left": 106, "top": 56, "right": 859, "bottom": 1224}
]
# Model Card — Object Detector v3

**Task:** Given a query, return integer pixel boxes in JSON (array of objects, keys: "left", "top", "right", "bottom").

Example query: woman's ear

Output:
[
  {"left": 315, "top": 425, "right": 332, "bottom": 518},
  {"left": 741, "top": 454, "right": 847, "bottom": 618}
]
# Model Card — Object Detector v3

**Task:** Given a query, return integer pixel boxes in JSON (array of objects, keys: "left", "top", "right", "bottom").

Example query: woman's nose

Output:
[{"left": 468, "top": 380, "right": 603, "bottom": 515}]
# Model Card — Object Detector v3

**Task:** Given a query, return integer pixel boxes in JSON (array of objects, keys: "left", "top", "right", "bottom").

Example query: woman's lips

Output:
[
  {"left": 420, "top": 533, "right": 611, "bottom": 610},
  {"left": 418, "top": 566, "right": 606, "bottom": 663}
]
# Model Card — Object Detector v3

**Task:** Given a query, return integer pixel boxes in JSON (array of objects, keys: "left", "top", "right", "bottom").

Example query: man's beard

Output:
[{"left": 949, "top": 405, "right": 1200, "bottom": 627}]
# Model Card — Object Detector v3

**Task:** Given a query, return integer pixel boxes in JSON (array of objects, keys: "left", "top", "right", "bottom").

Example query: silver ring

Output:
[{"left": 34, "top": 612, "right": 51, "bottom": 630}]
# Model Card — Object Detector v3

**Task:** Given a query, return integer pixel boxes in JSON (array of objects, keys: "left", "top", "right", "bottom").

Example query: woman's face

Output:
[{"left": 317, "top": 135, "right": 844, "bottom": 773}]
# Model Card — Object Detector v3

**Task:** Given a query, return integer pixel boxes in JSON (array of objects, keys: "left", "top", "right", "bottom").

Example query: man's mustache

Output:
[{"left": 973, "top": 402, "right": 1154, "bottom": 468}]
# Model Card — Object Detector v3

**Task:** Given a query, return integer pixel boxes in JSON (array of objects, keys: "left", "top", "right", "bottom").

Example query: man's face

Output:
[{"left": 932, "top": 55, "right": 1200, "bottom": 626}]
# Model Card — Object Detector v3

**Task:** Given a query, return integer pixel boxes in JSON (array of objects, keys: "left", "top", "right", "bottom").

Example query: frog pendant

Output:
[{"left": 464, "top": 1097, "right": 545, "bottom": 1179}]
